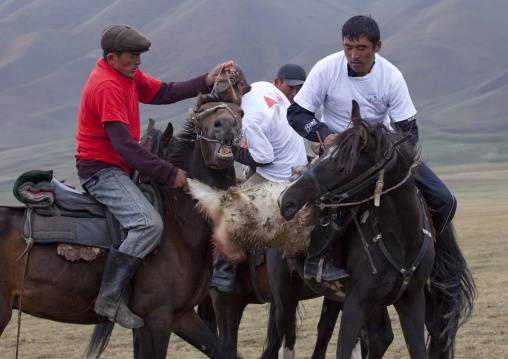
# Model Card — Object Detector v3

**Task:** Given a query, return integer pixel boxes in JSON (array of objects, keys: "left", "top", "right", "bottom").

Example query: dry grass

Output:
[{"left": 1, "top": 162, "right": 507, "bottom": 358}]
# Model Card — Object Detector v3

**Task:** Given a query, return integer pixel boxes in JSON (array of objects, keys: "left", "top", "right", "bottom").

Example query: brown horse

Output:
[
  {"left": 197, "top": 248, "right": 352, "bottom": 359},
  {"left": 0, "top": 94, "right": 244, "bottom": 359}
]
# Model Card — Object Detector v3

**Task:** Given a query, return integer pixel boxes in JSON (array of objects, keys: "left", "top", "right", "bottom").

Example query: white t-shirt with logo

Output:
[
  {"left": 294, "top": 51, "right": 417, "bottom": 133},
  {"left": 242, "top": 81, "right": 308, "bottom": 182}
]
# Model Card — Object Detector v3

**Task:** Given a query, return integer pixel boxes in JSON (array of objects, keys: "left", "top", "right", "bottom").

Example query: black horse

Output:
[
  {"left": 0, "top": 94, "right": 244, "bottom": 359},
  {"left": 278, "top": 100, "right": 476, "bottom": 358}
]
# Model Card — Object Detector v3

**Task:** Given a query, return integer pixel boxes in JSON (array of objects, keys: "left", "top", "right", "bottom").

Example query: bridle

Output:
[
  {"left": 189, "top": 103, "right": 243, "bottom": 146},
  {"left": 301, "top": 133, "right": 412, "bottom": 226}
]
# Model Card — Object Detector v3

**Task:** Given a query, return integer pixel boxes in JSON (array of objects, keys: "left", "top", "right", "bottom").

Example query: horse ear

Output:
[
  {"left": 189, "top": 108, "right": 199, "bottom": 126},
  {"left": 197, "top": 92, "right": 206, "bottom": 107},
  {"left": 147, "top": 118, "right": 155, "bottom": 131},
  {"left": 351, "top": 100, "right": 362, "bottom": 127},
  {"left": 162, "top": 122, "right": 173, "bottom": 146}
]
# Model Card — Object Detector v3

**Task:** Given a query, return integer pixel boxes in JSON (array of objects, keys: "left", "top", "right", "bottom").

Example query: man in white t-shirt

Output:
[
  {"left": 210, "top": 63, "right": 308, "bottom": 293},
  {"left": 288, "top": 15, "right": 457, "bottom": 282}
]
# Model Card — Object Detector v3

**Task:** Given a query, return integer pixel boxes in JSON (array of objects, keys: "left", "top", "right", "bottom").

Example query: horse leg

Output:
[
  {"left": 336, "top": 291, "right": 373, "bottom": 359},
  {"left": 268, "top": 258, "right": 304, "bottom": 359},
  {"left": 210, "top": 288, "right": 247, "bottom": 351},
  {"left": 173, "top": 308, "right": 239, "bottom": 359},
  {"left": 394, "top": 290, "right": 428, "bottom": 359},
  {"left": 197, "top": 294, "right": 218, "bottom": 335},
  {"left": 363, "top": 306, "right": 393, "bottom": 359},
  {"left": 135, "top": 309, "right": 173, "bottom": 359},
  {"left": 310, "top": 297, "right": 340, "bottom": 359},
  {"left": 132, "top": 328, "right": 141, "bottom": 359},
  {"left": 0, "top": 304, "right": 12, "bottom": 338}
]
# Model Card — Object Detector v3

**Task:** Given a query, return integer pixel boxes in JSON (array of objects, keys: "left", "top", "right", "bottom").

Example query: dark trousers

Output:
[{"left": 413, "top": 162, "right": 456, "bottom": 234}]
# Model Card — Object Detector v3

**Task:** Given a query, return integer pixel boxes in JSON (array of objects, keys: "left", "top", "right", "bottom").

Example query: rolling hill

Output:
[{"left": 0, "top": 0, "right": 506, "bottom": 204}]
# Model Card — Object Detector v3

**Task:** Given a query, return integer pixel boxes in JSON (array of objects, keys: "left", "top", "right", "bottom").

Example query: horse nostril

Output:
[{"left": 280, "top": 202, "right": 297, "bottom": 219}]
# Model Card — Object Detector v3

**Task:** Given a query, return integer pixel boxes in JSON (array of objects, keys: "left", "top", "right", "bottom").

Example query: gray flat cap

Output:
[{"left": 101, "top": 24, "right": 151, "bottom": 54}]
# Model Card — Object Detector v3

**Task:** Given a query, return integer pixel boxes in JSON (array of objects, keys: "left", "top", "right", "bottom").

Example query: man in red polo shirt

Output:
[{"left": 76, "top": 24, "right": 236, "bottom": 328}]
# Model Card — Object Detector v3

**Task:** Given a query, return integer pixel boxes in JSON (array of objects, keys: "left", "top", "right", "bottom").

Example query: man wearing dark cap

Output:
[
  {"left": 273, "top": 63, "right": 306, "bottom": 104},
  {"left": 210, "top": 63, "right": 308, "bottom": 293},
  {"left": 76, "top": 24, "right": 236, "bottom": 329}
]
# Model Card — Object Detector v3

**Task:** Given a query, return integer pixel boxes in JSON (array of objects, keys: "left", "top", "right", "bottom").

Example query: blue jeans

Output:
[
  {"left": 413, "top": 162, "right": 457, "bottom": 235},
  {"left": 79, "top": 167, "right": 163, "bottom": 258}
]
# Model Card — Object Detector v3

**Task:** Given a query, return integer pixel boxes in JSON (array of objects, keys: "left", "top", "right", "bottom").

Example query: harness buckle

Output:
[{"left": 319, "top": 216, "right": 331, "bottom": 227}]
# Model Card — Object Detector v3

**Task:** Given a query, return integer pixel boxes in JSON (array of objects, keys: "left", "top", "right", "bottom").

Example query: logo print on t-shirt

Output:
[
  {"left": 367, "top": 93, "right": 383, "bottom": 105},
  {"left": 264, "top": 96, "right": 278, "bottom": 108}
]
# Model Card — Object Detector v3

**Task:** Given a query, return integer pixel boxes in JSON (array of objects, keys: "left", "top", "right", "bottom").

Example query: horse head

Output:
[
  {"left": 279, "top": 100, "right": 416, "bottom": 225},
  {"left": 189, "top": 93, "right": 243, "bottom": 170},
  {"left": 140, "top": 118, "right": 174, "bottom": 160}
]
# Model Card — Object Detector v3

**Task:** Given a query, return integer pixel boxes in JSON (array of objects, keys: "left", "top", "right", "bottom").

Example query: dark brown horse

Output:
[
  {"left": 197, "top": 248, "right": 354, "bottom": 359},
  {"left": 0, "top": 94, "right": 244, "bottom": 359},
  {"left": 278, "top": 100, "right": 476, "bottom": 358}
]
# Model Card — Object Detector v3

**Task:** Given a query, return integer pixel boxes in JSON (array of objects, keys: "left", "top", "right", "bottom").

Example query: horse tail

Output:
[
  {"left": 426, "top": 222, "right": 477, "bottom": 359},
  {"left": 85, "top": 323, "right": 115, "bottom": 359},
  {"left": 259, "top": 293, "right": 299, "bottom": 359}
]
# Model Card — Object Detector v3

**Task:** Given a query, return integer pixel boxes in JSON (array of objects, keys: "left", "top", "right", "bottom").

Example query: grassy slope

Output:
[{"left": 1, "top": 162, "right": 507, "bottom": 358}]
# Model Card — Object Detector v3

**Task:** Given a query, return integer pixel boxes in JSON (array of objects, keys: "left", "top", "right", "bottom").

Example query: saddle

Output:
[{"left": 16, "top": 170, "right": 164, "bottom": 252}]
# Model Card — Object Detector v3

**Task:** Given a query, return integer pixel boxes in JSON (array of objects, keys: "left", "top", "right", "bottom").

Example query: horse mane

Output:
[
  {"left": 159, "top": 94, "right": 235, "bottom": 221},
  {"left": 326, "top": 118, "right": 418, "bottom": 175},
  {"left": 165, "top": 121, "right": 196, "bottom": 171}
]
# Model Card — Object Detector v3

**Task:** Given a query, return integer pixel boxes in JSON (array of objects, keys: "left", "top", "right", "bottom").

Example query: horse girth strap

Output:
[{"left": 373, "top": 193, "right": 433, "bottom": 303}]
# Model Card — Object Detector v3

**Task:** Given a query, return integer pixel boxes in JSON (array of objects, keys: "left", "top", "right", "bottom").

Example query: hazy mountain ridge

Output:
[{"left": 0, "top": 0, "right": 507, "bottom": 204}]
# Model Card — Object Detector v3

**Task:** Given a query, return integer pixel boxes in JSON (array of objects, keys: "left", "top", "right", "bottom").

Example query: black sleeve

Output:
[
  {"left": 393, "top": 118, "right": 419, "bottom": 147},
  {"left": 287, "top": 102, "right": 333, "bottom": 142},
  {"left": 104, "top": 121, "right": 179, "bottom": 186},
  {"left": 235, "top": 147, "right": 271, "bottom": 168}
]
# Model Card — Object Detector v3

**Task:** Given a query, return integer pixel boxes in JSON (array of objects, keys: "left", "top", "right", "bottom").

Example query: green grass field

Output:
[{"left": 1, "top": 162, "right": 507, "bottom": 358}]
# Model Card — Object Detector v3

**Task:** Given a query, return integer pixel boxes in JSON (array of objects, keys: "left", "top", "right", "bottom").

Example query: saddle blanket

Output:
[{"left": 17, "top": 170, "right": 163, "bottom": 250}]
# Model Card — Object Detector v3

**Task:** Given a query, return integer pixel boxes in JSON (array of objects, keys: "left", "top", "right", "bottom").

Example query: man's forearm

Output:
[
  {"left": 235, "top": 148, "right": 271, "bottom": 168},
  {"left": 393, "top": 117, "right": 419, "bottom": 147},
  {"left": 287, "top": 102, "right": 332, "bottom": 142}
]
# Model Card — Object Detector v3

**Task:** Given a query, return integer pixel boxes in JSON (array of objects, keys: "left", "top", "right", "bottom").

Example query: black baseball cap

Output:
[
  {"left": 101, "top": 24, "right": 151, "bottom": 54},
  {"left": 277, "top": 64, "right": 306, "bottom": 86}
]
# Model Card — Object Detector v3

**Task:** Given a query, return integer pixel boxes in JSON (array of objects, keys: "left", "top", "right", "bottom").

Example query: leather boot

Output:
[
  {"left": 304, "top": 215, "right": 349, "bottom": 282},
  {"left": 94, "top": 247, "right": 144, "bottom": 329},
  {"left": 210, "top": 252, "right": 237, "bottom": 293}
]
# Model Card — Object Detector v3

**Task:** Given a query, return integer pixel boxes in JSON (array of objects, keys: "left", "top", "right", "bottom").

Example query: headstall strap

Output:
[
  {"left": 190, "top": 103, "right": 243, "bottom": 145},
  {"left": 373, "top": 169, "right": 385, "bottom": 207}
]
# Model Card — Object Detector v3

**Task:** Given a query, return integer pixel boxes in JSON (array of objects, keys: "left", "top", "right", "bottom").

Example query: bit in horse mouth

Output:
[
  {"left": 217, "top": 143, "right": 233, "bottom": 157},
  {"left": 297, "top": 201, "right": 313, "bottom": 224}
]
